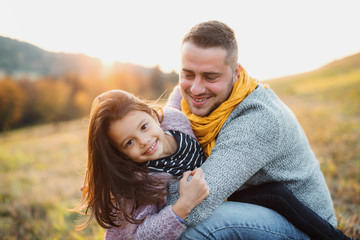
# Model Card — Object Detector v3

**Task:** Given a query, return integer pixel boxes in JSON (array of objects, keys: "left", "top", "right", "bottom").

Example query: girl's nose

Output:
[{"left": 139, "top": 135, "right": 151, "bottom": 146}]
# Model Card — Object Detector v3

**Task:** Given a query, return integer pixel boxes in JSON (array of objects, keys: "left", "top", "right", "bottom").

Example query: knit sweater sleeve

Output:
[
  {"left": 105, "top": 205, "right": 186, "bottom": 240},
  {"left": 167, "top": 103, "right": 281, "bottom": 226}
]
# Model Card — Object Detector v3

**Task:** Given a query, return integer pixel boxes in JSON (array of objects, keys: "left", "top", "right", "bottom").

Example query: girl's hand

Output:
[{"left": 172, "top": 168, "right": 209, "bottom": 220}]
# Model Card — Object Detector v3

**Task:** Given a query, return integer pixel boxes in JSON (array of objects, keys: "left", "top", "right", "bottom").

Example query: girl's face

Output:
[{"left": 108, "top": 110, "right": 172, "bottom": 163}]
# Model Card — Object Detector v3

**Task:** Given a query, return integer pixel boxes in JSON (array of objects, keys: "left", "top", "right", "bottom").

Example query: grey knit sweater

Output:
[{"left": 166, "top": 84, "right": 337, "bottom": 227}]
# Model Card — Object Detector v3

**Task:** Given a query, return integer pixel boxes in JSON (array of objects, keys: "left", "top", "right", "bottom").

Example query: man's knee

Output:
[{"left": 180, "top": 202, "right": 309, "bottom": 240}]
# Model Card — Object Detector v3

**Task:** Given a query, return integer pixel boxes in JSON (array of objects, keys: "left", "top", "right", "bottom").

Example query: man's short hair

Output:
[{"left": 182, "top": 21, "right": 238, "bottom": 69}]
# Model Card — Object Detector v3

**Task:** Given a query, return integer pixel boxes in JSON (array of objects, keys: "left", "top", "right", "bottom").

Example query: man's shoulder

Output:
[
  {"left": 229, "top": 84, "right": 285, "bottom": 121},
  {"left": 219, "top": 84, "right": 302, "bottom": 148},
  {"left": 228, "top": 86, "right": 278, "bottom": 119},
  {"left": 219, "top": 85, "right": 285, "bottom": 140}
]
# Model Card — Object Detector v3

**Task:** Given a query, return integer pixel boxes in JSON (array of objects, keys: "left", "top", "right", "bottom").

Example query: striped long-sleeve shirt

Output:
[{"left": 146, "top": 130, "right": 206, "bottom": 177}]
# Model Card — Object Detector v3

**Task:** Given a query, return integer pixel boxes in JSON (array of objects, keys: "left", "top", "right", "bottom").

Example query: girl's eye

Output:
[
  {"left": 141, "top": 123, "right": 148, "bottom": 130},
  {"left": 126, "top": 139, "right": 134, "bottom": 147}
]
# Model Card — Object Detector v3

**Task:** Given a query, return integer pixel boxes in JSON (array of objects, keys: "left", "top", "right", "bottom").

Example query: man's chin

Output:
[
  {"left": 189, "top": 106, "right": 211, "bottom": 117},
  {"left": 184, "top": 97, "right": 217, "bottom": 117},
  {"left": 191, "top": 103, "right": 220, "bottom": 117}
]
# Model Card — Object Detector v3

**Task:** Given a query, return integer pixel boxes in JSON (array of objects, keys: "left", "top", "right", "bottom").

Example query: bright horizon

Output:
[{"left": 1, "top": 0, "right": 360, "bottom": 80}]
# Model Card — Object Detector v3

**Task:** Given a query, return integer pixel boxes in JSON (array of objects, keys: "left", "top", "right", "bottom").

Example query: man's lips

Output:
[
  {"left": 190, "top": 95, "right": 210, "bottom": 106},
  {"left": 193, "top": 97, "right": 206, "bottom": 102},
  {"left": 145, "top": 140, "right": 157, "bottom": 154}
]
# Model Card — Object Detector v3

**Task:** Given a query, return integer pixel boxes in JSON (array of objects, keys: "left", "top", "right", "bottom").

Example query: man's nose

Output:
[{"left": 190, "top": 77, "right": 205, "bottom": 95}]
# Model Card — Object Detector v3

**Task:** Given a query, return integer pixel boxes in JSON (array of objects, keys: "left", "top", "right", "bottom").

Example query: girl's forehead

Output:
[
  {"left": 108, "top": 110, "right": 157, "bottom": 144},
  {"left": 113, "top": 110, "right": 154, "bottom": 127},
  {"left": 126, "top": 110, "right": 152, "bottom": 118}
]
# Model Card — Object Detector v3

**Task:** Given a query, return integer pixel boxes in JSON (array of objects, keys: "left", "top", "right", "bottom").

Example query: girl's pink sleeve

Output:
[
  {"left": 105, "top": 205, "right": 186, "bottom": 240},
  {"left": 165, "top": 86, "right": 182, "bottom": 110},
  {"left": 161, "top": 107, "right": 196, "bottom": 139}
]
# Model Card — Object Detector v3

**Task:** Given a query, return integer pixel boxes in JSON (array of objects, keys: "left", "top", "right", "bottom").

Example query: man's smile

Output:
[{"left": 189, "top": 95, "right": 211, "bottom": 106}]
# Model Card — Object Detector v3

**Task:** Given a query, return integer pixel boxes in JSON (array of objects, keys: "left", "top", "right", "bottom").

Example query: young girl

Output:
[
  {"left": 78, "top": 89, "right": 209, "bottom": 239},
  {"left": 79, "top": 89, "right": 351, "bottom": 240}
]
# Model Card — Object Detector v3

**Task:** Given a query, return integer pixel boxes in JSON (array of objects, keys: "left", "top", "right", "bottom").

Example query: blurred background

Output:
[{"left": 0, "top": 0, "right": 359, "bottom": 239}]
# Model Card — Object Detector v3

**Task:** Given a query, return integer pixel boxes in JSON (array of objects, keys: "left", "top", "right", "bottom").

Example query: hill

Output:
[
  {"left": 264, "top": 52, "right": 360, "bottom": 97},
  {"left": 0, "top": 36, "right": 105, "bottom": 78},
  {"left": 264, "top": 52, "right": 360, "bottom": 121}
]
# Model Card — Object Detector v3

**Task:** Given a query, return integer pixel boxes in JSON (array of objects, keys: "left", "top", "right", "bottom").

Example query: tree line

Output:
[{"left": 0, "top": 65, "right": 178, "bottom": 131}]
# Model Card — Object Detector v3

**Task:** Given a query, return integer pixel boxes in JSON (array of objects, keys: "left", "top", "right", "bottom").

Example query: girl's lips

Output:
[{"left": 145, "top": 140, "right": 158, "bottom": 155}]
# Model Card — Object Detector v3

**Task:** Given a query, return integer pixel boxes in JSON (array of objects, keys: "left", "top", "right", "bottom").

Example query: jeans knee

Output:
[{"left": 181, "top": 225, "right": 309, "bottom": 240}]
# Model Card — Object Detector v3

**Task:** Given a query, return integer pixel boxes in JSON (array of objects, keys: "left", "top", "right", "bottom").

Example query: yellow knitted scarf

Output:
[{"left": 181, "top": 66, "right": 259, "bottom": 157}]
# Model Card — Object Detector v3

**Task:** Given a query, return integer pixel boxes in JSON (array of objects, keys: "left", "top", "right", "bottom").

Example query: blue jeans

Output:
[{"left": 179, "top": 201, "right": 310, "bottom": 240}]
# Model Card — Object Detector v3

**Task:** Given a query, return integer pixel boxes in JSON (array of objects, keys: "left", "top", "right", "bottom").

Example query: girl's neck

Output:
[{"left": 163, "top": 132, "right": 178, "bottom": 157}]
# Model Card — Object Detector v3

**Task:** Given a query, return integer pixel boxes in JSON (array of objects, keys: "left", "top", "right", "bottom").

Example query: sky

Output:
[{"left": 1, "top": 0, "right": 360, "bottom": 80}]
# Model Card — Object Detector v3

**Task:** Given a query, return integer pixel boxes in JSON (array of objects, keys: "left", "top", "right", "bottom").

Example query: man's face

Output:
[{"left": 179, "top": 42, "right": 239, "bottom": 117}]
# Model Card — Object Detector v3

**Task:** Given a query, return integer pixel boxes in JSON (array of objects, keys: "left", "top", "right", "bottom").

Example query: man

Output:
[{"left": 166, "top": 20, "right": 336, "bottom": 239}]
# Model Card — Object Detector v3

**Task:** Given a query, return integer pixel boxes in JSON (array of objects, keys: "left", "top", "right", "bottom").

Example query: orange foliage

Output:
[
  {"left": 0, "top": 78, "right": 25, "bottom": 130},
  {"left": 0, "top": 66, "right": 178, "bottom": 131}
]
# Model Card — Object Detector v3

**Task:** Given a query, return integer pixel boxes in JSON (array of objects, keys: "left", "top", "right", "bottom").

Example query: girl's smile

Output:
[{"left": 145, "top": 140, "right": 158, "bottom": 155}]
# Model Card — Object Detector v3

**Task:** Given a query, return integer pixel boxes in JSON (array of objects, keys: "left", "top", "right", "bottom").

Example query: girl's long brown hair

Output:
[{"left": 77, "top": 90, "right": 168, "bottom": 229}]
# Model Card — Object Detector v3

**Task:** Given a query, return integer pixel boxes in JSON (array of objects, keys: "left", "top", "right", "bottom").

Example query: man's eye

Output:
[
  {"left": 126, "top": 139, "right": 134, "bottom": 146},
  {"left": 182, "top": 73, "right": 194, "bottom": 79},
  {"left": 205, "top": 75, "right": 217, "bottom": 81},
  {"left": 141, "top": 123, "right": 148, "bottom": 130}
]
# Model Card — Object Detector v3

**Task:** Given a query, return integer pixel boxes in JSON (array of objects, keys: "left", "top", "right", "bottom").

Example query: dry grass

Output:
[
  {"left": 0, "top": 90, "right": 358, "bottom": 238},
  {"left": 0, "top": 54, "right": 359, "bottom": 238},
  {"left": 264, "top": 63, "right": 360, "bottom": 238},
  {"left": 0, "top": 119, "right": 105, "bottom": 239}
]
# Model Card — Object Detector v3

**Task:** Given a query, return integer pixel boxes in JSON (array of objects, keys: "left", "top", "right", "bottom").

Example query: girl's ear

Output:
[{"left": 151, "top": 110, "right": 160, "bottom": 125}]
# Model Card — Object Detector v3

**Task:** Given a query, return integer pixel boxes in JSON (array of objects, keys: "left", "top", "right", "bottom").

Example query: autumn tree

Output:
[
  {"left": 0, "top": 78, "right": 25, "bottom": 131},
  {"left": 32, "top": 78, "right": 71, "bottom": 122}
]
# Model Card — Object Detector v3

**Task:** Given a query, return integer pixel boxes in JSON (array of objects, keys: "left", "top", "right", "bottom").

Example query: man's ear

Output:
[{"left": 233, "top": 64, "right": 241, "bottom": 83}]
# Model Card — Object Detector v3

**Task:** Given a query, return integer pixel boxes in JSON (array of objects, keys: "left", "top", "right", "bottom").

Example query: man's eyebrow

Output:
[
  {"left": 203, "top": 71, "right": 221, "bottom": 75},
  {"left": 181, "top": 68, "right": 193, "bottom": 73},
  {"left": 182, "top": 68, "right": 220, "bottom": 75}
]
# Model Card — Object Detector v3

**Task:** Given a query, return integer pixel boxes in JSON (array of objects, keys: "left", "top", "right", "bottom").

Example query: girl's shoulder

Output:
[
  {"left": 161, "top": 107, "right": 196, "bottom": 139},
  {"left": 163, "top": 106, "right": 185, "bottom": 119},
  {"left": 165, "top": 86, "right": 182, "bottom": 110}
]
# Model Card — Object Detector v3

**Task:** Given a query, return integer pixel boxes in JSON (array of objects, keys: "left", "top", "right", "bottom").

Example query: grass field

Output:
[
  {"left": 263, "top": 54, "right": 360, "bottom": 238},
  {"left": 0, "top": 119, "right": 105, "bottom": 239},
  {"left": 0, "top": 54, "right": 359, "bottom": 239}
]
